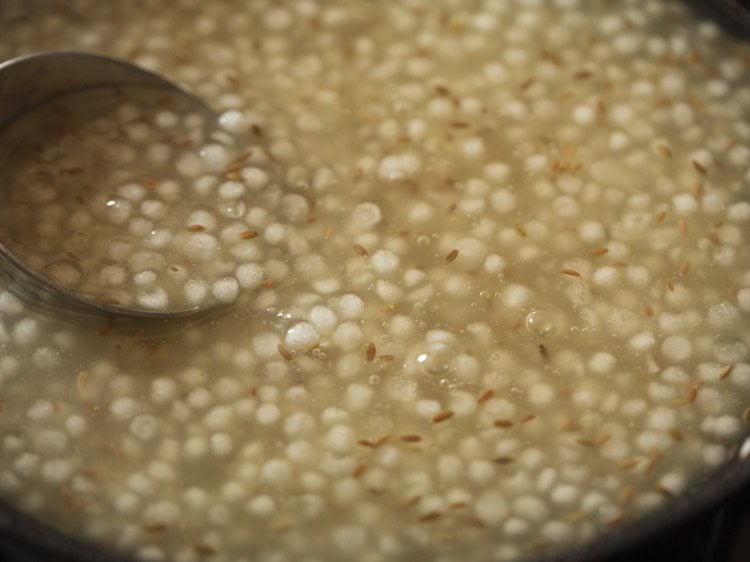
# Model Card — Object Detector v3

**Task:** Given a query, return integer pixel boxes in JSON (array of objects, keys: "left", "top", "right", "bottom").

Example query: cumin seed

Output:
[
  {"left": 667, "top": 427, "right": 683, "bottom": 441},
  {"left": 277, "top": 344, "right": 293, "bottom": 361},
  {"left": 432, "top": 410, "right": 454, "bottom": 423},
  {"left": 365, "top": 342, "right": 376, "bottom": 362},
  {"left": 679, "top": 260, "right": 690, "bottom": 276},
  {"left": 619, "top": 485, "right": 635, "bottom": 506},
  {"left": 476, "top": 389, "right": 494, "bottom": 404},
  {"left": 560, "top": 268, "right": 581, "bottom": 278},
  {"left": 420, "top": 511, "right": 442, "bottom": 522}
]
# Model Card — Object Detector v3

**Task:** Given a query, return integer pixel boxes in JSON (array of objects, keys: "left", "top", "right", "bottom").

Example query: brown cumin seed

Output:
[
  {"left": 373, "top": 433, "right": 390, "bottom": 447},
  {"left": 679, "top": 260, "right": 690, "bottom": 276},
  {"left": 97, "top": 321, "right": 115, "bottom": 337},
  {"left": 685, "top": 380, "right": 703, "bottom": 404},
  {"left": 596, "top": 433, "right": 611, "bottom": 446},
  {"left": 432, "top": 410, "right": 454, "bottom": 423},
  {"left": 493, "top": 456, "right": 515, "bottom": 465},
  {"left": 519, "top": 413, "right": 536, "bottom": 423},
  {"left": 434, "top": 84, "right": 450, "bottom": 96},
  {"left": 400, "top": 434, "right": 422, "bottom": 443},
  {"left": 187, "top": 224, "right": 206, "bottom": 232},
  {"left": 718, "top": 364, "right": 733, "bottom": 380},
  {"left": 520, "top": 77, "right": 536, "bottom": 90},
  {"left": 677, "top": 218, "right": 687, "bottom": 234},
  {"left": 277, "top": 344, "right": 293, "bottom": 361},
  {"left": 194, "top": 544, "right": 217, "bottom": 556},
  {"left": 377, "top": 354, "right": 395, "bottom": 362},
  {"left": 607, "top": 514, "right": 624, "bottom": 528},
  {"left": 655, "top": 144, "right": 673, "bottom": 158},
  {"left": 238, "top": 230, "right": 259, "bottom": 240},
  {"left": 357, "top": 439, "right": 375, "bottom": 448},
  {"left": 464, "top": 516, "right": 487, "bottom": 528},
  {"left": 261, "top": 278, "right": 279, "bottom": 288},
  {"left": 515, "top": 223, "right": 527, "bottom": 237},
  {"left": 449, "top": 501, "right": 468, "bottom": 510},
  {"left": 576, "top": 438, "right": 596, "bottom": 448},
  {"left": 352, "top": 462, "right": 367, "bottom": 478},
  {"left": 324, "top": 227, "right": 334, "bottom": 240},
  {"left": 590, "top": 247, "right": 609, "bottom": 256},
  {"left": 692, "top": 160, "right": 707, "bottom": 175},
  {"left": 666, "top": 278, "right": 675, "bottom": 292},
  {"left": 560, "top": 268, "right": 582, "bottom": 278},
  {"left": 656, "top": 210, "right": 666, "bottom": 222},
  {"left": 445, "top": 249, "right": 459, "bottom": 263},
  {"left": 566, "top": 511, "right": 585, "bottom": 522},
  {"left": 76, "top": 371, "right": 89, "bottom": 392},
  {"left": 420, "top": 511, "right": 443, "bottom": 522},
  {"left": 405, "top": 495, "right": 422, "bottom": 507},
  {"left": 619, "top": 484, "right": 635, "bottom": 506},
  {"left": 476, "top": 389, "right": 495, "bottom": 404},
  {"left": 365, "top": 342, "right": 377, "bottom": 362},
  {"left": 353, "top": 244, "right": 369, "bottom": 257},
  {"left": 139, "top": 176, "right": 159, "bottom": 189},
  {"left": 667, "top": 427, "right": 683, "bottom": 441},
  {"left": 574, "top": 70, "right": 594, "bottom": 79},
  {"left": 144, "top": 523, "right": 167, "bottom": 533},
  {"left": 619, "top": 458, "right": 640, "bottom": 470},
  {"left": 493, "top": 419, "right": 514, "bottom": 428}
]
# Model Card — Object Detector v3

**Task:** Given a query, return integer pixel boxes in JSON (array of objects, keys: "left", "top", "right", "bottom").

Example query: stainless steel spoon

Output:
[{"left": 0, "top": 51, "right": 216, "bottom": 320}]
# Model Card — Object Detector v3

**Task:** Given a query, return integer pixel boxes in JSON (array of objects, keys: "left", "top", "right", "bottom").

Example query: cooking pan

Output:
[{"left": 0, "top": 1, "right": 748, "bottom": 561}]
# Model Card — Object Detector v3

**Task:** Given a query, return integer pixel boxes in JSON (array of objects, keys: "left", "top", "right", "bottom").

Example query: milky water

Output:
[{"left": 0, "top": 2, "right": 749, "bottom": 562}]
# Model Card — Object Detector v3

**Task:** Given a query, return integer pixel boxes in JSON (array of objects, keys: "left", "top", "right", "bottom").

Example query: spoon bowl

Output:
[{"left": 0, "top": 51, "right": 217, "bottom": 320}]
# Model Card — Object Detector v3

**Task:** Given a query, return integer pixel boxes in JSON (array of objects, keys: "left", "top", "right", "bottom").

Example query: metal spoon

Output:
[{"left": 0, "top": 51, "right": 216, "bottom": 320}]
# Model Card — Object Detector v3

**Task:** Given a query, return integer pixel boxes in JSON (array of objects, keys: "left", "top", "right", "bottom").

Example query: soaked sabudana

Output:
[{"left": 0, "top": 1, "right": 749, "bottom": 562}]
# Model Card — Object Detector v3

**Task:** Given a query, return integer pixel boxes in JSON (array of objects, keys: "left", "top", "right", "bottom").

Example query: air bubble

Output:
[
  {"left": 525, "top": 309, "right": 558, "bottom": 338},
  {"left": 218, "top": 200, "right": 247, "bottom": 219},
  {"left": 416, "top": 341, "right": 456, "bottom": 376}
]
